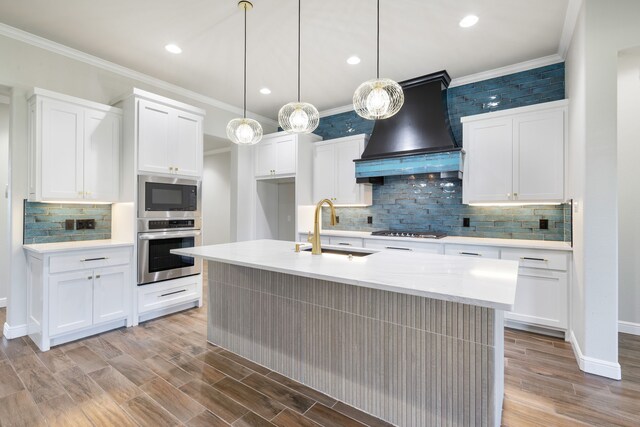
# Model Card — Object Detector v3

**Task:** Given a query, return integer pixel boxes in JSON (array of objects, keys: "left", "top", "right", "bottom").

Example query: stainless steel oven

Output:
[
  {"left": 137, "top": 218, "right": 202, "bottom": 285},
  {"left": 138, "top": 175, "right": 200, "bottom": 219}
]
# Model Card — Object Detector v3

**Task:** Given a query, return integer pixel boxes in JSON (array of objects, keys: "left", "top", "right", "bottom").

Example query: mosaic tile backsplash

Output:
[
  {"left": 323, "top": 175, "right": 571, "bottom": 242},
  {"left": 24, "top": 201, "right": 112, "bottom": 244}
]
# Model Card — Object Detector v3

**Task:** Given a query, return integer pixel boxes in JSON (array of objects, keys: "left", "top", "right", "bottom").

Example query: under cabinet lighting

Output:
[
  {"left": 469, "top": 202, "right": 562, "bottom": 207},
  {"left": 41, "top": 201, "right": 112, "bottom": 205}
]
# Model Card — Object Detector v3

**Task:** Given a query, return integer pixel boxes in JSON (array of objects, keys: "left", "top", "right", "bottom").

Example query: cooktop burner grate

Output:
[{"left": 370, "top": 231, "right": 447, "bottom": 239}]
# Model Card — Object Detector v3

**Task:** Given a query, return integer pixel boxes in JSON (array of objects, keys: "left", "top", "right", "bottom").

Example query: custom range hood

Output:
[{"left": 355, "top": 71, "right": 462, "bottom": 184}]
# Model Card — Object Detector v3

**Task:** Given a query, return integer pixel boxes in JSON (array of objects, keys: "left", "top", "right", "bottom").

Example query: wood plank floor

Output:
[{"left": 1, "top": 287, "right": 639, "bottom": 426}]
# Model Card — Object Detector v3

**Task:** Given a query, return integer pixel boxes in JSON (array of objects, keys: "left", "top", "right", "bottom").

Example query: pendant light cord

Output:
[
  {"left": 297, "top": 0, "right": 301, "bottom": 102},
  {"left": 376, "top": 0, "right": 380, "bottom": 79},
  {"left": 243, "top": 4, "right": 247, "bottom": 118}
]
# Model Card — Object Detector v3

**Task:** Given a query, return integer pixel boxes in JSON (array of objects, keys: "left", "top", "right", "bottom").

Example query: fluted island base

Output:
[{"left": 207, "top": 260, "right": 504, "bottom": 427}]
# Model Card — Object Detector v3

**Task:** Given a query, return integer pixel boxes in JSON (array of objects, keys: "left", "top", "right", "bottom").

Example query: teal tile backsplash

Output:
[{"left": 24, "top": 201, "right": 112, "bottom": 244}]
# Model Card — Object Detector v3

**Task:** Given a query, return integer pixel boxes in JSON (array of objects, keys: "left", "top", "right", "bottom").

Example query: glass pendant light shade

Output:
[
  {"left": 278, "top": 101, "right": 319, "bottom": 133},
  {"left": 353, "top": 77, "right": 404, "bottom": 120},
  {"left": 227, "top": 117, "right": 263, "bottom": 145}
]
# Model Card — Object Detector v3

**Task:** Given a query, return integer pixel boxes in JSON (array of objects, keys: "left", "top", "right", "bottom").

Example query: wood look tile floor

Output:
[{"left": 1, "top": 289, "right": 640, "bottom": 426}]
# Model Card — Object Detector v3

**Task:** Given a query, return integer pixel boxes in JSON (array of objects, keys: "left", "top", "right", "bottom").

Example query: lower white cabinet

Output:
[
  {"left": 137, "top": 274, "right": 202, "bottom": 318},
  {"left": 329, "top": 236, "right": 364, "bottom": 247},
  {"left": 26, "top": 245, "right": 133, "bottom": 351},
  {"left": 364, "top": 238, "right": 443, "bottom": 254}
]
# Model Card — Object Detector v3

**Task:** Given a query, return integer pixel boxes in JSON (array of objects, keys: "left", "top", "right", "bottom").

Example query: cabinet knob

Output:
[
  {"left": 78, "top": 191, "right": 83, "bottom": 196},
  {"left": 87, "top": 276, "right": 93, "bottom": 280},
  {"left": 175, "top": 167, "right": 179, "bottom": 172},
  {"left": 513, "top": 192, "right": 518, "bottom": 198},
  {"left": 85, "top": 191, "right": 91, "bottom": 196},
  {"left": 95, "top": 275, "right": 101, "bottom": 279},
  {"left": 169, "top": 166, "right": 174, "bottom": 171}
]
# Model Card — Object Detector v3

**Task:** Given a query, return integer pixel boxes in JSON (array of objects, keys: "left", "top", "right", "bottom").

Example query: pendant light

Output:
[
  {"left": 353, "top": 0, "right": 404, "bottom": 120},
  {"left": 278, "top": 0, "right": 319, "bottom": 134},
  {"left": 227, "top": 1, "right": 263, "bottom": 145}
]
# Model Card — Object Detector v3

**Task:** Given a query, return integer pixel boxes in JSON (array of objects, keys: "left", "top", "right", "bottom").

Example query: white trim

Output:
[
  {"left": 30, "top": 87, "right": 122, "bottom": 114},
  {"left": 0, "top": 23, "right": 278, "bottom": 128},
  {"left": 204, "top": 147, "right": 232, "bottom": 156},
  {"left": 569, "top": 330, "right": 622, "bottom": 380},
  {"left": 558, "top": 0, "right": 583, "bottom": 59},
  {"left": 319, "top": 104, "right": 354, "bottom": 118},
  {"left": 460, "top": 99, "right": 569, "bottom": 123},
  {"left": 0, "top": 297, "right": 6, "bottom": 308},
  {"left": 0, "top": 94, "right": 9, "bottom": 104},
  {"left": 449, "top": 54, "right": 564, "bottom": 88},
  {"left": 619, "top": 320, "right": 640, "bottom": 336},
  {"left": 3, "top": 322, "right": 27, "bottom": 339}
]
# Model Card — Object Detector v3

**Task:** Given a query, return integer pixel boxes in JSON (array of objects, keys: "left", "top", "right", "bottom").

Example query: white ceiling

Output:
[{"left": 0, "top": 0, "right": 570, "bottom": 119}]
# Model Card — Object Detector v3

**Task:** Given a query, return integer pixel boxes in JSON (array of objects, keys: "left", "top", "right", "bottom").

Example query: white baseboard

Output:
[
  {"left": 569, "top": 330, "right": 621, "bottom": 380},
  {"left": 3, "top": 322, "right": 28, "bottom": 339},
  {"left": 0, "top": 297, "right": 6, "bottom": 308},
  {"left": 619, "top": 320, "right": 640, "bottom": 336}
]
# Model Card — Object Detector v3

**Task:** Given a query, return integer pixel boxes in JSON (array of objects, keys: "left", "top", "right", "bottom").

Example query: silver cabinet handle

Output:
[
  {"left": 459, "top": 252, "right": 481, "bottom": 256},
  {"left": 520, "top": 256, "right": 548, "bottom": 262},
  {"left": 160, "top": 289, "right": 186, "bottom": 298},
  {"left": 385, "top": 246, "right": 413, "bottom": 251},
  {"left": 338, "top": 242, "right": 352, "bottom": 246},
  {"left": 87, "top": 276, "right": 93, "bottom": 280},
  {"left": 81, "top": 257, "right": 108, "bottom": 262}
]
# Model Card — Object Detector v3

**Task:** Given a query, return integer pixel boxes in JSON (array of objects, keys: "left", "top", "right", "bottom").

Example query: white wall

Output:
[
  {"left": 203, "top": 151, "right": 231, "bottom": 245},
  {"left": 618, "top": 49, "right": 640, "bottom": 329},
  {"left": 0, "top": 98, "right": 9, "bottom": 308},
  {"left": 565, "top": 0, "right": 640, "bottom": 379},
  {"left": 0, "top": 32, "right": 276, "bottom": 334}
]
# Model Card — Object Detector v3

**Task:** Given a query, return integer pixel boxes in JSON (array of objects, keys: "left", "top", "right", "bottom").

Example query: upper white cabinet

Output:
[
  {"left": 313, "top": 134, "right": 372, "bottom": 206},
  {"left": 255, "top": 133, "right": 297, "bottom": 177},
  {"left": 462, "top": 100, "right": 568, "bottom": 204},
  {"left": 137, "top": 97, "right": 204, "bottom": 178},
  {"left": 28, "top": 88, "right": 121, "bottom": 202}
]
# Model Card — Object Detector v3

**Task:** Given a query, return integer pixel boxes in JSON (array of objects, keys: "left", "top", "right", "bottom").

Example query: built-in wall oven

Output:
[
  {"left": 137, "top": 218, "right": 202, "bottom": 285},
  {"left": 138, "top": 175, "right": 200, "bottom": 218}
]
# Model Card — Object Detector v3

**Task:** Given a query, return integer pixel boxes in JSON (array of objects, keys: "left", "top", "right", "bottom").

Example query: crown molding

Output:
[
  {"left": 558, "top": 0, "right": 583, "bottom": 59},
  {"left": 319, "top": 104, "right": 354, "bottom": 118},
  {"left": 449, "top": 54, "right": 564, "bottom": 88},
  {"left": 0, "top": 23, "right": 278, "bottom": 127}
]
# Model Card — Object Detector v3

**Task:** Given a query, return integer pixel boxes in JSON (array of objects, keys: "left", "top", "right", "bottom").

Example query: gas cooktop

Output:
[{"left": 371, "top": 231, "right": 447, "bottom": 239}]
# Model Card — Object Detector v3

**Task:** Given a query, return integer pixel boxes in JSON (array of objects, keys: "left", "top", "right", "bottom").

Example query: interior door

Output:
[
  {"left": 84, "top": 109, "right": 120, "bottom": 201},
  {"left": 138, "top": 99, "right": 171, "bottom": 174}
]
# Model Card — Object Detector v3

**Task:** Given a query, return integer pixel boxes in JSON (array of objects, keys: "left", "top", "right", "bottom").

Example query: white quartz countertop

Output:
[
  {"left": 173, "top": 239, "right": 519, "bottom": 311},
  {"left": 23, "top": 239, "right": 133, "bottom": 254},
  {"left": 305, "top": 230, "right": 573, "bottom": 251}
]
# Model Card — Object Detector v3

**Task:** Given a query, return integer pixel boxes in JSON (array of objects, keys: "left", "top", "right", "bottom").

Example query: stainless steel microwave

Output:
[{"left": 138, "top": 175, "right": 200, "bottom": 219}]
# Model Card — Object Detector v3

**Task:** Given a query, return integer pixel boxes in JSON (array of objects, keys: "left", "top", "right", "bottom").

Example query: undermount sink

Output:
[{"left": 302, "top": 247, "right": 375, "bottom": 257}]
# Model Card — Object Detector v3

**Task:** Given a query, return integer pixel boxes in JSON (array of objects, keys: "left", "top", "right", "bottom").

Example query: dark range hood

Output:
[{"left": 355, "top": 71, "right": 463, "bottom": 183}]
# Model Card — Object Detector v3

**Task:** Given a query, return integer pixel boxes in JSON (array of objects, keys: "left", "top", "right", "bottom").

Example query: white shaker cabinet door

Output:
[
  {"left": 93, "top": 265, "right": 129, "bottom": 325},
  {"left": 138, "top": 99, "right": 172, "bottom": 175},
  {"left": 49, "top": 270, "right": 94, "bottom": 336},
  {"left": 255, "top": 140, "right": 276, "bottom": 176},
  {"left": 41, "top": 99, "right": 85, "bottom": 201},
  {"left": 275, "top": 136, "right": 296, "bottom": 175},
  {"left": 335, "top": 139, "right": 363, "bottom": 205},
  {"left": 313, "top": 143, "right": 335, "bottom": 201},
  {"left": 84, "top": 110, "right": 120, "bottom": 202},
  {"left": 463, "top": 117, "right": 513, "bottom": 203},
  {"left": 513, "top": 109, "right": 565, "bottom": 202},
  {"left": 173, "top": 110, "right": 203, "bottom": 177}
]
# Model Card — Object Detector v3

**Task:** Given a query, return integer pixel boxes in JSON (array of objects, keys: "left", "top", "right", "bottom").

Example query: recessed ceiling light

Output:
[
  {"left": 165, "top": 44, "right": 182, "bottom": 54},
  {"left": 459, "top": 15, "right": 479, "bottom": 28},
  {"left": 259, "top": 87, "right": 271, "bottom": 95},
  {"left": 347, "top": 56, "right": 361, "bottom": 65}
]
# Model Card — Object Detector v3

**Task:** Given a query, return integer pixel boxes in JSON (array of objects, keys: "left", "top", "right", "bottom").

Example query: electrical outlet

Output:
[
  {"left": 367, "top": 216, "right": 373, "bottom": 224},
  {"left": 539, "top": 219, "right": 549, "bottom": 230},
  {"left": 463, "top": 218, "right": 470, "bottom": 227},
  {"left": 65, "top": 219, "right": 74, "bottom": 230},
  {"left": 76, "top": 219, "right": 86, "bottom": 230},
  {"left": 76, "top": 219, "right": 96, "bottom": 230}
]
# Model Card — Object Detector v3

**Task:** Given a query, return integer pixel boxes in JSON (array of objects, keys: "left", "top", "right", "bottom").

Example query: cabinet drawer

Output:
[
  {"left": 138, "top": 276, "right": 200, "bottom": 314},
  {"left": 444, "top": 244, "right": 500, "bottom": 259},
  {"left": 49, "top": 248, "right": 132, "bottom": 274},
  {"left": 328, "top": 236, "right": 364, "bottom": 247},
  {"left": 364, "top": 239, "right": 443, "bottom": 254},
  {"left": 501, "top": 248, "right": 568, "bottom": 271}
]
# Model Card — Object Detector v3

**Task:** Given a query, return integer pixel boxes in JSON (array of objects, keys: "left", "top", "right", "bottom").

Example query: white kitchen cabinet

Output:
[
  {"left": 313, "top": 134, "right": 372, "bottom": 206},
  {"left": 329, "top": 236, "right": 364, "bottom": 247},
  {"left": 501, "top": 248, "right": 569, "bottom": 333},
  {"left": 462, "top": 100, "right": 568, "bottom": 204},
  {"left": 28, "top": 88, "right": 122, "bottom": 202},
  {"left": 364, "top": 238, "right": 443, "bottom": 254},
  {"left": 255, "top": 133, "right": 297, "bottom": 177},
  {"left": 25, "top": 244, "right": 133, "bottom": 351},
  {"left": 444, "top": 244, "right": 500, "bottom": 259},
  {"left": 137, "top": 97, "right": 204, "bottom": 178}
]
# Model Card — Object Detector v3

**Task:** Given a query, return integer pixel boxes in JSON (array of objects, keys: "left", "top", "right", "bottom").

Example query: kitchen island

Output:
[{"left": 174, "top": 239, "right": 519, "bottom": 427}]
